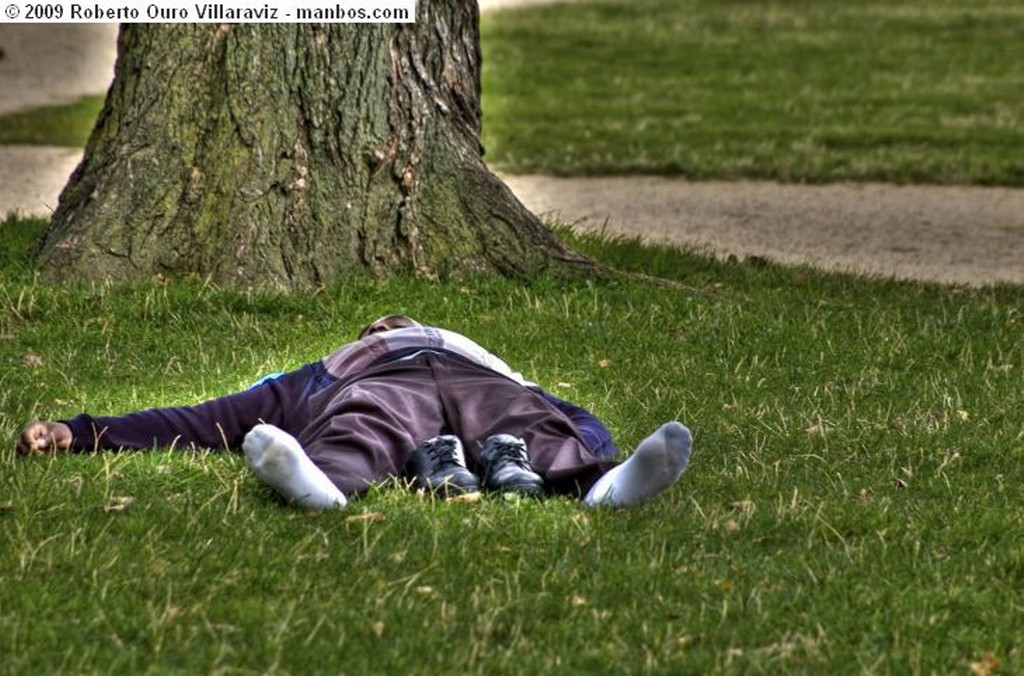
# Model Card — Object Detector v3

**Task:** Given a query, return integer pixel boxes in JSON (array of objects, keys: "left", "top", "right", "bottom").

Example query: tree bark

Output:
[{"left": 37, "top": 1, "right": 595, "bottom": 289}]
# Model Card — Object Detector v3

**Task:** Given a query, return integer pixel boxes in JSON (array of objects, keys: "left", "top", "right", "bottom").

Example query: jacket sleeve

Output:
[
  {"left": 533, "top": 388, "right": 620, "bottom": 459},
  {"left": 62, "top": 363, "right": 327, "bottom": 453}
]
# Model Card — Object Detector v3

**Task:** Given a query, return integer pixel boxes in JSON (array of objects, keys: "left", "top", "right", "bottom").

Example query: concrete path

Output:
[
  {"left": 0, "top": 24, "right": 118, "bottom": 115},
  {"left": 0, "top": 23, "right": 118, "bottom": 216},
  {"left": 504, "top": 175, "right": 1024, "bottom": 286},
  {"left": 0, "top": 16, "right": 1021, "bottom": 286}
]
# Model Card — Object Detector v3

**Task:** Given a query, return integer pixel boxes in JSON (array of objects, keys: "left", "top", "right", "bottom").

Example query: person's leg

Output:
[
  {"left": 243, "top": 424, "right": 348, "bottom": 509},
  {"left": 583, "top": 421, "right": 692, "bottom": 508},
  {"left": 432, "top": 355, "right": 615, "bottom": 496},
  {"left": 297, "top": 359, "right": 447, "bottom": 496}
]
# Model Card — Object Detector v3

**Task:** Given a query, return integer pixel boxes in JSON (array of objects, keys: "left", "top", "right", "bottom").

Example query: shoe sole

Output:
[
  {"left": 488, "top": 482, "right": 546, "bottom": 498},
  {"left": 421, "top": 478, "right": 482, "bottom": 497}
]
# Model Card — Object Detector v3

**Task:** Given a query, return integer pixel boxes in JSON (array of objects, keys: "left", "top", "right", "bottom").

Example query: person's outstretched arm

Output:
[
  {"left": 533, "top": 389, "right": 620, "bottom": 459},
  {"left": 17, "top": 362, "right": 329, "bottom": 454}
]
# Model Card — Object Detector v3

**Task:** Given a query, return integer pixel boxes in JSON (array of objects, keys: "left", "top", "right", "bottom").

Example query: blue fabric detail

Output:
[{"left": 249, "top": 372, "right": 285, "bottom": 389}]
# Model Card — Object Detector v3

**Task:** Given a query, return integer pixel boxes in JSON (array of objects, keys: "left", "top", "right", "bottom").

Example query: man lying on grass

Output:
[{"left": 16, "top": 315, "right": 692, "bottom": 509}]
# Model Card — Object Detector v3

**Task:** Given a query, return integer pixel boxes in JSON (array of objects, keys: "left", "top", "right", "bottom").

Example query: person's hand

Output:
[{"left": 16, "top": 421, "right": 73, "bottom": 455}]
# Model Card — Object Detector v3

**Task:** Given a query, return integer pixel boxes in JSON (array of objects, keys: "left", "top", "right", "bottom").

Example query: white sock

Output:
[
  {"left": 584, "top": 421, "right": 692, "bottom": 508},
  {"left": 243, "top": 424, "right": 347, "bottom": 509}
]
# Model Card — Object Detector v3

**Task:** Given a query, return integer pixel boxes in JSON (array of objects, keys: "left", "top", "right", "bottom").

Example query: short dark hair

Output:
[{"left": 358, "top": 315, "right": 420, "bottom": 339}]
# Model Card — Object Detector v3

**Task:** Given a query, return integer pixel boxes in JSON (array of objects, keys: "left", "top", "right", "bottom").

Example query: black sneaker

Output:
[
  {"left": 479, "top": 434, "right": 546, "bottom": 497},
  {"left": 406, "top": 435, "right": 481, "bottom": 496}
]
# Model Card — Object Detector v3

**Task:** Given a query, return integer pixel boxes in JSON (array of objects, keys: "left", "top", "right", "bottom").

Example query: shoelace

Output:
[
  {"left": 426, "top": 439, "right": 459, "bottom": 465},
  {"left": 487, "top": 441, "right": 532, "bottom": 470}
]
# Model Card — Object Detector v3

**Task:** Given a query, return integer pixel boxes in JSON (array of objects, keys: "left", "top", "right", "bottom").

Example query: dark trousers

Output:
[{"left": 296, "top": 352, "right": 615, "bottom": 496}]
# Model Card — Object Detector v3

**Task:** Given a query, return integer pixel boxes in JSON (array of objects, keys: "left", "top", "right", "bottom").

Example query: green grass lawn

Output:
[
  {"left": 2, "top": 2, "right": 1024, "bottom": 671},
  {"left": 0, "top": 95, "right": 104, "bottom": 147},
  {"left": 3, "top": 1, "right": 1022, "bottom": 186},
  {"left": 2, "top": 215, "right": 1023, "bottom": 672},
  {"left": 481, "top": 0, "right": 1024, "bottom": 184}
]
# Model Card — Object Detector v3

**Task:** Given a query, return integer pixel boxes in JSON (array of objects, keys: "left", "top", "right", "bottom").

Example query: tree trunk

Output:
[{"left": 36, "top": 2, "right": 595, "bottom": 289}]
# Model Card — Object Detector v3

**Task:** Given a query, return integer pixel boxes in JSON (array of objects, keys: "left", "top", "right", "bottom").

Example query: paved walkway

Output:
[
  {"left": 0, "top": 24, "right": 119, "bottom": 216},
  {"left": 1, "top": 18, "right": 1021, "bottom": 286},
  {"left": 504, "top": 175, "right": 1024, "bottom": 287}
]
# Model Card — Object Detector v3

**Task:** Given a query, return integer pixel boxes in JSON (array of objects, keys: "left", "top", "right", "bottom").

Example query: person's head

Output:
[{"left": 358, "top": 315, "right": 422, "bottom": 339}]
